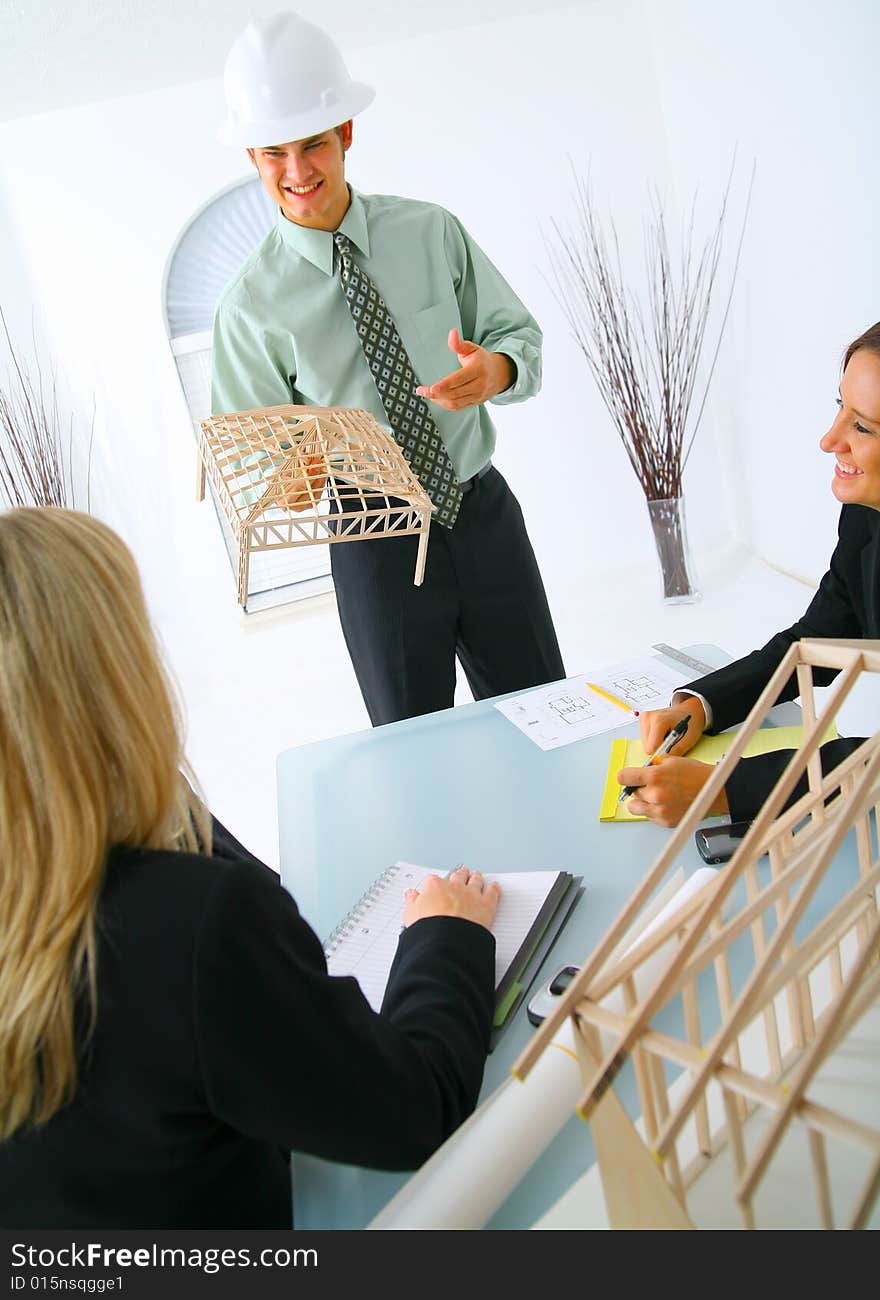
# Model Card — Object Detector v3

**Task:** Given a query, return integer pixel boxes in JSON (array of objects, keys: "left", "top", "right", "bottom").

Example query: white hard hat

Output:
[{"left": 218, "top": 10, "right": 375, "bottom": 149}]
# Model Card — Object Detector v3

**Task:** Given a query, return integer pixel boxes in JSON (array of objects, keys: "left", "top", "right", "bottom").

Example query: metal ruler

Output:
[{"left": 652, "top": 643, "right": 714, "bottom": 675}]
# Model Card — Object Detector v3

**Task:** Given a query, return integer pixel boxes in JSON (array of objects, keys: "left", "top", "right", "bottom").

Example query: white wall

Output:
[
  {"left": 0, "top": 77, "right": 375, "bottom": 862},
  {"left": 0, "top": 185, "right": 32, "bottom": 344},
  {"left": 646, "top": 0, "right": 880, "bottom": 584},
  {"left": 0, "top": 0, "right": 875, "bottom": 862}
]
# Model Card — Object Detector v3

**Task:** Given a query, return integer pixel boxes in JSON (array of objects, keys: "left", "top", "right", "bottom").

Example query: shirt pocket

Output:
[{"left": 406, "top": 296, "right": 462, "bottom": 386}]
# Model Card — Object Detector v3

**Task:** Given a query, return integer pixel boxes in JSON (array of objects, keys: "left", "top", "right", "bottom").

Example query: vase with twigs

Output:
[
  {"left": 0, "top": 306, "right": 93, "bottom": 511},
  {"left": 545, "top": 162, "right": 752, "bottom": 602}
]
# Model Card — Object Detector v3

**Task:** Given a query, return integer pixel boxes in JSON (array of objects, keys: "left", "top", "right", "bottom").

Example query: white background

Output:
[{"left": 0, "top": 0, "right": 877, "bottom": 863}]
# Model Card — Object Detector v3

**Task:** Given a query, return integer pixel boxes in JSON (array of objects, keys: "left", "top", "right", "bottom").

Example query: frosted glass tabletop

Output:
[
  {"left": 275, "top": 644, "right": 811, "bottom": 1229},
  {"left": 278, "top": 646, "right": 737, "bottom": 937}
]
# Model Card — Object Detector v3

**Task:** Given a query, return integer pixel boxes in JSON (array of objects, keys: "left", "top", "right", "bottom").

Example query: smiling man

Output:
[
  {"left": 211, "top": 11, "right": 564, "bottom": 726},
  {"left": 252, "top": 125, "right": 352, "bottom": 233}
]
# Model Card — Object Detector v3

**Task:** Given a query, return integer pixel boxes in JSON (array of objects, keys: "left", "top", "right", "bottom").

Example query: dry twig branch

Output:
[
  {"left": 0, "top": 306, "right": 94, "bottom": 510},
  {"left": 544, "top": 159, "right": 754, "bottom": 502}
]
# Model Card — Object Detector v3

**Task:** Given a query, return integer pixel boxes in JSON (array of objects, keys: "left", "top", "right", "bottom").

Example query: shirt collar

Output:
[{"left": 275, "top": 188, "right": 371, "bottom": 276}]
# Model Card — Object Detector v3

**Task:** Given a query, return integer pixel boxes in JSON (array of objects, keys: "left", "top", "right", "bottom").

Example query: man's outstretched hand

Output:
[{"left": 416, "top": 328, "right": 514, "bottom": 411}]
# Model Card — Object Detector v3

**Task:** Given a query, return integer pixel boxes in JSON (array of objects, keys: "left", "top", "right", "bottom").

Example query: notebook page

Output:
[
  {"left": 486, "top": 871, "right": 562, "bottom": 989},
  {"left": 325, "top": 863, "right": 562, "bottom": 1012},
  {"left": 325, "top": 862, "right": 434, "bottom": 1012}
]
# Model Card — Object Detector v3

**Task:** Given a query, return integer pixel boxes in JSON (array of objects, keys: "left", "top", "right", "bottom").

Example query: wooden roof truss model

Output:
[
  {"left": 197, "top": 404, "right": 435, "bottom": 605},
  {"left": 516, "top": 637, "right": 880, "bottom": 1230}
]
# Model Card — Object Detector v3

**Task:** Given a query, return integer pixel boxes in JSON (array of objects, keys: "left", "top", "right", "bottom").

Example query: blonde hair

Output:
[{"left": 0, "top": 507, "right": 211, "bottom": 1139}]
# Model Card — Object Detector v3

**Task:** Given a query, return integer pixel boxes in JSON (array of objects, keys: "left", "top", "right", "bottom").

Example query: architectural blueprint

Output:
[{"left": 495, "top": 655, "right": 692, "bottom": 751}]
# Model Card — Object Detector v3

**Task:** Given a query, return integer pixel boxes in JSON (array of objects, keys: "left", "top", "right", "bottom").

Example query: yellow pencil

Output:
[{"left": 586, "top": 681, "right": 633, "bottom": 714}]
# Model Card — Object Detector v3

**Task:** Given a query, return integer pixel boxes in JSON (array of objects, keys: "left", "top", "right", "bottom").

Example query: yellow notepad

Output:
[{"left": 599, "top": 723, "right": 839, "bottom": 823}]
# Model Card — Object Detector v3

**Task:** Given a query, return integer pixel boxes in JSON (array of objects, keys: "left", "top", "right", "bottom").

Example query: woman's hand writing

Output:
[
  {"left": 617, "top": 755, "right": 728, "bottom": 827},
  {"left": 638, "top": 695, "right": 707, "bottom": 756}
]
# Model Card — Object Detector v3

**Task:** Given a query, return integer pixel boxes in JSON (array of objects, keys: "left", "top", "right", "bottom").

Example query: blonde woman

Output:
[{"left": 0, "top": 508, "right": 499, "bottom": 1228}]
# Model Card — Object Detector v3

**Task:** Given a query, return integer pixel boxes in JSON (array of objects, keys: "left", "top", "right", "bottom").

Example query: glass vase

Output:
[{"left": 646, "top": 496, "right": 700, "bottom": 604}]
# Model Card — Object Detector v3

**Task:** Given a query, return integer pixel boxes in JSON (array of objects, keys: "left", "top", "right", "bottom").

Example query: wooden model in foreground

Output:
[
  {"left": 197, "top": 405, "right": 435, "bottom": 605},
  {"left": 516, "top": 637, "right": 880, "bottom": 1230}
]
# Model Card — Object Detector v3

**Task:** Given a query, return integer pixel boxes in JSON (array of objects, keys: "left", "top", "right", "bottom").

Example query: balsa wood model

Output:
[
  {"left": 197, "top": 404, "right": 434, "bottom": 605},
  {"left": 516, "top": 638, "right": 880, "bottom": 1230}
]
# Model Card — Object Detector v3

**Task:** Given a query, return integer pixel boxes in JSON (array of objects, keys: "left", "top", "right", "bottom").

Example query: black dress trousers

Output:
[{"left": 329, "top": 466, "right": 565, "bottom": 726}]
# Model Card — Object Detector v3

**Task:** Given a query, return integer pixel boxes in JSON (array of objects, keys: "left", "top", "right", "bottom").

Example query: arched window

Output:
[{"left": 163, "top": 176, "right": 332, "bottom": 612}]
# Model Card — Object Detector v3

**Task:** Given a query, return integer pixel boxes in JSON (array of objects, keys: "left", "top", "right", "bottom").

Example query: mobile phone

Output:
[
  {"left": 526, "top": 963, "right": 580, "bottom": 1026},
  {"left": 694, "top": 820, "right": 752, "bottom": 864}
]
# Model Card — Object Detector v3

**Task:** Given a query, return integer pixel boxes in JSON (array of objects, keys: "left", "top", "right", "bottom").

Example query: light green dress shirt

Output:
[{"left": 211, "top": 189, "right": 542, "bottom": 482}]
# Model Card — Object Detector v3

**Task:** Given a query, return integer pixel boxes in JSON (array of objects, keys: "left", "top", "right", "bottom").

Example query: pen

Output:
[
  {"left": 618, "top": 714, "right": 691, "bottom": 803},
  {"left": 586, "top": 682, "right": 634, "bottom": 714}
]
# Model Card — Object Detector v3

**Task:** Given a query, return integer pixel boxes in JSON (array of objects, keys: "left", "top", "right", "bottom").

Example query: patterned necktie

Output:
[{"left": 334, "top": 231, "right": 462, "bottom": 528}]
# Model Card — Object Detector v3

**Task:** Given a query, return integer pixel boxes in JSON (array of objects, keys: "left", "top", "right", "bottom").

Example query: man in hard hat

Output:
[{"left": 212, "top": 11, "right": 565, "bottom": 726}]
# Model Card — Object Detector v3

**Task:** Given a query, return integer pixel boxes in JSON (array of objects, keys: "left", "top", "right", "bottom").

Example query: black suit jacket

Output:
[
  {"left": 685, "top": 504, "right": 880, "bottom": 820},
  {"left": 0, "top": 821, "right": 495, "bottom": 1229}
]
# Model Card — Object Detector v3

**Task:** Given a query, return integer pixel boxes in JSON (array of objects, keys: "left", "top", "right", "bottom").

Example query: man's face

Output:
[{"left": 248, "top": 120, "right": 353, "bottom": 231}]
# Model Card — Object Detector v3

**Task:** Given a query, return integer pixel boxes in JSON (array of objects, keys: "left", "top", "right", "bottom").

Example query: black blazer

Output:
[
  {"left": 685, "top": 504, "right": 880, "bottom": 820},
  {"left": 0, "top": 821, "right": 495, "bottom": 1229}
]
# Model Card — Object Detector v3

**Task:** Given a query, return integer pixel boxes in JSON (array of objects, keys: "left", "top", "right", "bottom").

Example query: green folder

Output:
[{"left": 490, "top": 872, "right": 584, "bottom": 1050}]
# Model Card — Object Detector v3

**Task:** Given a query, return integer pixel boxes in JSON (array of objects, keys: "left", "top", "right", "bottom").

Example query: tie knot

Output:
[{"left": 334, "top": 231, "right": 353, "bottom": 276}]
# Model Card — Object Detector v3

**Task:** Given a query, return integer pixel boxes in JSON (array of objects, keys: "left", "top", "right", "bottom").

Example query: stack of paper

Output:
[{"left": 495, "top": 656, "right": 693, "bottom": 752}]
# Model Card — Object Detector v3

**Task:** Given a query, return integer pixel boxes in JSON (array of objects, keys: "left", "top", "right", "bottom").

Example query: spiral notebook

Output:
[{"left": 324, "top": 861, "right": 582, "bottom": 1042}]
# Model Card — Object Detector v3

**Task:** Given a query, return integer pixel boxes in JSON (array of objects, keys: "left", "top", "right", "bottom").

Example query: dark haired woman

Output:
[{"left": 619, "top": 322, "right": 880, "bottom": 826}]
